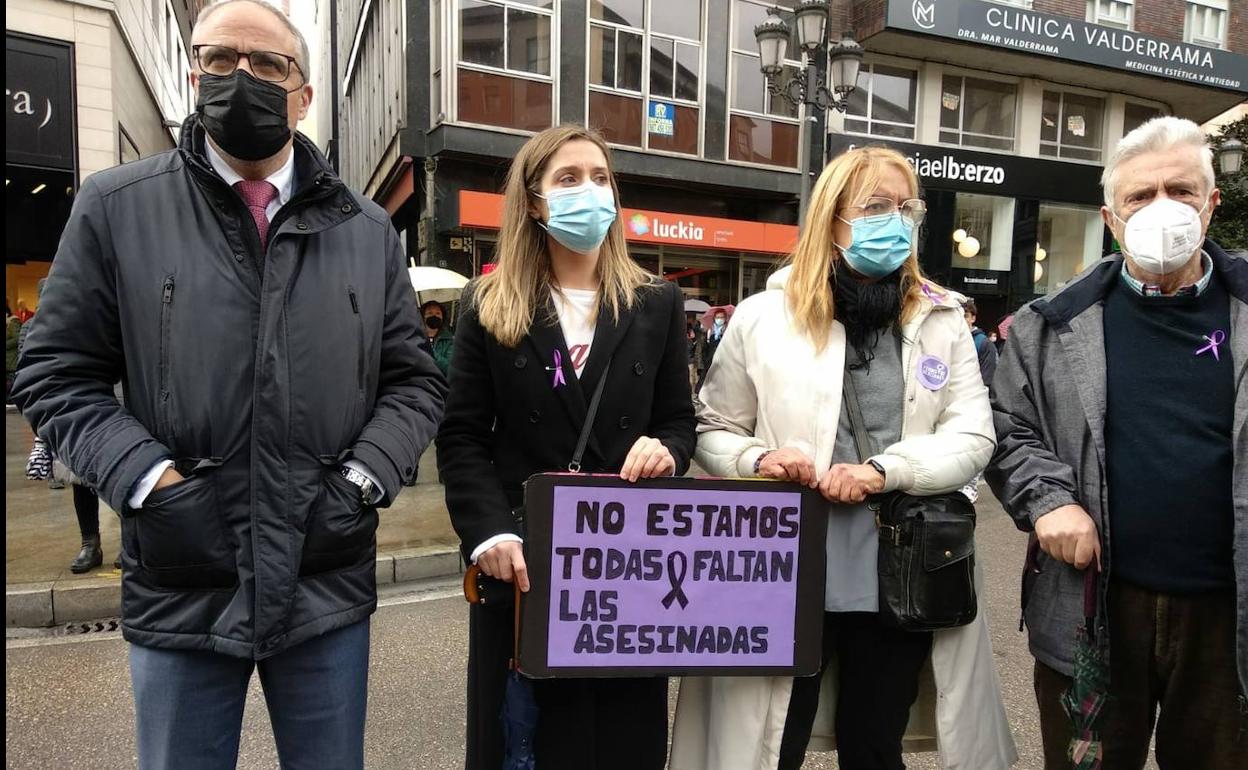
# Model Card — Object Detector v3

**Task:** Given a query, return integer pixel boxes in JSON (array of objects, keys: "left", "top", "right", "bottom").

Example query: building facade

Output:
[
  {"left": 336, "top": 0, "right": 1246, "bottom": 325},
  {"left": 6, "top": 0, "right": 200, "bottom": 312}
]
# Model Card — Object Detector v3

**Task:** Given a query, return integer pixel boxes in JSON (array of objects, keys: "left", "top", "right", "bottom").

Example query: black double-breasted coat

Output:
[{"left": 437, "top": 277, "right": 696, "bottom": 769}]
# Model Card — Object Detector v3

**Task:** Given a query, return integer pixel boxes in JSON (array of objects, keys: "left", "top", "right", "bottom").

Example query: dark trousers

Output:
[
  {"left": 778, "top": 612, "right": 932, "bottom": 770},
  {"left": 129, "top": 619, "right": 370, "bottom": 770},
  {"left": 1035, "top": 580, "right": 1244, "bottom": 770},
  {"left": 72, "top": 483, "right": 99, "bottom": 537},
  {"left": 467, "top": 599, "right": 668, "bottom": 770}
]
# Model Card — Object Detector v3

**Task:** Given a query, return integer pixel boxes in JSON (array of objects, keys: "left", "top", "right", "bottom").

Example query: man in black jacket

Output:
[{"left": 11, "top": 2, "right": 445, "bottom": 767}]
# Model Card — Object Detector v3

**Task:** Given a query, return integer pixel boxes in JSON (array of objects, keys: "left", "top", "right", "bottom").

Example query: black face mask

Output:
[
  {"left": 424, "top": 315, "right": 443, "bottom": 330},
  {"left": 197, "top": 71, "right": 292, "bottom": 161}
]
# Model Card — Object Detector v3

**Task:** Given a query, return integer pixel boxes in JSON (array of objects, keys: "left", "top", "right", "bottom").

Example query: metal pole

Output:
[{"left": 797, "top": 103, "right": 811, "bottom": 231}]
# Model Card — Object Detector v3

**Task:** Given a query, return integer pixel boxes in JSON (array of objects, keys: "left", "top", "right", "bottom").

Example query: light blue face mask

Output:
[
  {"left": 537, "top": 181, "right": 617, "bottom": 254},
  {"left": 835, "top": 212, "right": 915, "bottom": 279}
]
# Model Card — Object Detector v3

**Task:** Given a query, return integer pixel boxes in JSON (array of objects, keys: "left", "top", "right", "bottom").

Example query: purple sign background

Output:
[{"left": 547, "top": 485, "right": 803, "bottom": 667}]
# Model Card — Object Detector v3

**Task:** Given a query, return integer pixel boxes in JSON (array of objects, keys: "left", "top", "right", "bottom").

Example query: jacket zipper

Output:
[
  {"left": 159, "top": 277, "right": 175, "bottom": 436},
  {"left": 349, "top": 286, "right": 363, "bottom": 394}
]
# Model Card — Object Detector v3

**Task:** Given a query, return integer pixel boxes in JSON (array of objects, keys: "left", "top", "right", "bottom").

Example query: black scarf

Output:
[{"left": 832, "top": 260, "right": 902, "bottom": 371}]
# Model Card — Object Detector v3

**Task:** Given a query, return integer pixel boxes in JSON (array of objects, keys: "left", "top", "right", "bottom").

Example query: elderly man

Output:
[
  {"left": 11, "top": 1, "right": 446, "bottom": 767},
  {"left": 988, "top": 116, "right": 1246, "bottom": 768}
]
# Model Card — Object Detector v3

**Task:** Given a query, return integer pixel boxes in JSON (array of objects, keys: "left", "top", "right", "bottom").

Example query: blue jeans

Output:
[{"left": 129, "top": 620, "right": 370, "bottom": 770}]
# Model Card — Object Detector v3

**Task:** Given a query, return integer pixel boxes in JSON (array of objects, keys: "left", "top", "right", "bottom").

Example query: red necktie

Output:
[{"left": 234, "top": 180, "right": 279, "bottom": 248}]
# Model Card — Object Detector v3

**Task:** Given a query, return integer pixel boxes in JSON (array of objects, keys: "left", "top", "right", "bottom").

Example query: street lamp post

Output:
[
  {"left": 754, "top": 0, "right": 863, "bottom": 226},
  {"left": 1218, "top": 137, "right": 1243, "bottom": 174}
]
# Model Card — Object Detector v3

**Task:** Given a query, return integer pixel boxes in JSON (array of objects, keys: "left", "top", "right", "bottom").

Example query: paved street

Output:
[{"left": 3, "top": 489, "right": 1100, "bottom": 770}]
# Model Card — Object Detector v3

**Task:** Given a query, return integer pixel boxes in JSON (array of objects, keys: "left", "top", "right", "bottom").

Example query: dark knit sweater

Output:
[{"left": 1103, "top": 272, "right": 1235, "bottom": 593}]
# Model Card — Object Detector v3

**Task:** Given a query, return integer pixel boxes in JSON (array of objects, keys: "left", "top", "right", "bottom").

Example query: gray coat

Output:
[
  {"left": 12, "top": 117, "right": 447, "bottom": 659},
  {"left": 986, "top": 241, "right": 1248, "bottom": 701}
]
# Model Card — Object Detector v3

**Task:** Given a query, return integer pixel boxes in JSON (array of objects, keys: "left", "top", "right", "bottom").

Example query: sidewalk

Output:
[{"left": 5, "top": 410, "right": 462, "bottom": 627}]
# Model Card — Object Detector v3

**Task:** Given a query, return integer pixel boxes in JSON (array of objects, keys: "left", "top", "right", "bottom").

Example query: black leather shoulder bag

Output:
[{"left": 842, "top": 371, "right": 978, "bottom": 631}]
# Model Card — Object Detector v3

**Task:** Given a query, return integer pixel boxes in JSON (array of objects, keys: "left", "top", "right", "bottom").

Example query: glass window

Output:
[
  {"left": 457, "top": 69, "right": 553, "bottom": 130},
  {"left": 1086, "top": 0, "right": 1133, "bottom": 30},
  {"left": 592, "top": 0, "right": 645, "bottom": 27},
  {"left": 590, "top": 26, "right": 616, "bottom": 87},
  {"left": 1035, "top": 203, "right": 1105, "bottom": 293},
  {"left": 1123, "top": 102, "right": 1163, "bottom": 136},
  {"left": 653, "top": 0, "right": 702, "bottom": 39},
  {"left": 952, "top": 193, "right": 1016, "bottom": 272},
  {"left": 939, "top": 75, "right": 1017, "bottom": 151},
  {"left": 1039, "top": 90, "right": 1105, "bottom": 162},
  {"left": 459, "top": 0, "right": 553, "bottom": 77},
  {"left": 675, "top": 44, "right": 699, "bottom": 101},
  {"left": 590, "top": 0, "right": 702, "bottom": 155},
  {"left": 1185, "top": 0, "right": 1228, "bottom": 49},
  {"left": 651, "top": 38, "right": 674, "bottom": 97},
  {"left": 460, "top": 0, "right": 505, "bottom": 69},
  {"left": 845, "top": 63, "right": 917, "bottom": 140},
  {"left": 507, "top": 7, "right": 550, "bottom": 75}
]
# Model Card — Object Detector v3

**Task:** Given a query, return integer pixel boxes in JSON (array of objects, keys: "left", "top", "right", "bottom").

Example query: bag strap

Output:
[
  {"left": 569, "top": 357, "right": 613, "bottom": 473},
  {"left": 842, "top": 371, "right": 881, "bottom": 463}
]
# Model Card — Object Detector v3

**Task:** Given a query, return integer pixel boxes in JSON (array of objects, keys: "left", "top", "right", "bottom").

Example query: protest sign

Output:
[{"left": 519, "top": 474, "right": 828, "bottom": 678}]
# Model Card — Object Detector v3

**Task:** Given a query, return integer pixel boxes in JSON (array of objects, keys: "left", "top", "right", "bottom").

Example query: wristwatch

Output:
[
  {"left": 867, "top": 458, "right": 887, "bottom": 480},
  {"left": 339, "top": 466, "right": 376, "bottom": 503}
]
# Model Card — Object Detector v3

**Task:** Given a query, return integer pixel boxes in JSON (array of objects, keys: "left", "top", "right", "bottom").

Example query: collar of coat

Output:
[
  {"left": 1032, "top": 238, "right": 1248, "bottom": 330},
  {"left": 176, "top": 115, "right": 355, "bottom": 234}
]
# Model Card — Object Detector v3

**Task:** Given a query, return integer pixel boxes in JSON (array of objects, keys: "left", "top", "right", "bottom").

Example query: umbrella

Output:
[
  {"left": 1062, "top": 569, "right": 1107, "bottom": 769},
  {"left": 408, "top": 266, "right": 469, "bottom": 305},
  {"left": 501, "top": 579, "right": 537, "bottom": 769},
  {"left": 683, "top": 298, "right": 710, "bottom": 314},
  {"left": 700, "top": 304, "right": 736, "bottom": 332}
]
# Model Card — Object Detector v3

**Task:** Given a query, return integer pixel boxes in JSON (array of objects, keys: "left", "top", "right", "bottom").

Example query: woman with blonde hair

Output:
[
  {"left": 669, "top": 147, "right": 1015, "bottom": 769},
  {"left": 438, "top": 125, "right": 696, "bottom": 769}
]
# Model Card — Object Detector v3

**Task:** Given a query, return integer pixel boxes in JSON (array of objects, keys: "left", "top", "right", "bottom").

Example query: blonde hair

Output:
[
  {"left": 786, "top": 146, "right": 935, "bottom": 350},
  {"left": 473, "top": 125, "right": 652, "bottom": 348}
]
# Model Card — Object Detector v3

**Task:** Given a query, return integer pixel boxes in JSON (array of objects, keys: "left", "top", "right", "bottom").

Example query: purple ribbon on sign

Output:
[
  {"left": 661, "top": 552, "right": 690, "bottom": 610},
  {"left": 921, "top": 284, "right": 945, "bottom": 303},
  {"left": 1195, "top": 330, "right": 1226, "bottom": 362},
  {"left": 548, "top": 350, "right": 567, "bottom": 388}
]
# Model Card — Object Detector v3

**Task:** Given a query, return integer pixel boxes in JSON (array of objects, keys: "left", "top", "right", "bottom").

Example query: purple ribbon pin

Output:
[
  {"left": 548, "top": 350, "right": 567, "bottom": 388},
  {"left": 1195, "top": 330, "right": 1226, "bottom": 362},
  {"left": 921, "top": 284, "right": 945, "bottom": 303}
]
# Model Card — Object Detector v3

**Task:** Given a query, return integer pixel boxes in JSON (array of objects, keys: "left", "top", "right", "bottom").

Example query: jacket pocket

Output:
[
  {"left": 299, "top": 467, "right": 379, "bottom": 576},
  {"left": 136, "top": 465, "right": 235, "bottom": 590},
  {"left": 348, "top": 285, "right": 364, "bottom": 395},
  {"left": 158, "top": 276, "right": 175, "bottom": 439}
]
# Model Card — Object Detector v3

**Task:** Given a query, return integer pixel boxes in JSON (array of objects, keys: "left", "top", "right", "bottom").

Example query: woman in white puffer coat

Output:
[{"left": 669, "top": 147, "right": 1016, "bottom": 770}]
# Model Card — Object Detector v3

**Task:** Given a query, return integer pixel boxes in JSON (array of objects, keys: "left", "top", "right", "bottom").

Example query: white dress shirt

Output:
[{"left": 128, "top": 143, "right": 383, "bottom": 508}]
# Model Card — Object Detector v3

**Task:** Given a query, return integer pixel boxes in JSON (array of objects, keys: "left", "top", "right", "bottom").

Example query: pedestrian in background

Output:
[
  {"left": 988, "top": 116, "right": 1246, "bottom": 769},
  {"left": 11, "top": 2, "right": 446, "bottom": 768},
  {"left": 438, "top": 124, "right": 695, "bottom": 770},
  {"left": 687, "top": 312, "right": 706, "bottom": 394},
  {"left": 961, "top": 297, "right": 998, "bottom": 387},
  {"left": 671, "top": 146, "right": 1015, "bottom": 770},
  {"left": 697, "top": 306, "right": 730, "bottom": 391},
  {"left": 421, "top": 299, "right": 455, "bottom": 376}
]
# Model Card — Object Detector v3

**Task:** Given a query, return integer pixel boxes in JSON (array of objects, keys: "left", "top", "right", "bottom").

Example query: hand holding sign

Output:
[
  {"left": 818, "top": 463, "right": 885, "bottom": 504},
  {"left": 757, "top": 448, "right": 818, "bottom": 488},
  {"left": 620, "top": 436, "right": 676, "bottom": 483}
]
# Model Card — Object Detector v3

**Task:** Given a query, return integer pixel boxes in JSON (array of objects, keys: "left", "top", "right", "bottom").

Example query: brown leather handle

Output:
[
  {"left": 463, "top": 564, "right": 483, "bottom": 604},
  {"left": 463, "top": 565, "right": 524, "bottom": 670}
]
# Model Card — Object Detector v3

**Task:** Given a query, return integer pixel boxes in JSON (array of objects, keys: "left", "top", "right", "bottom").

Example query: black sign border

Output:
[{"left": 519, "top": 473, "right": 830, "bottom": 679}]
